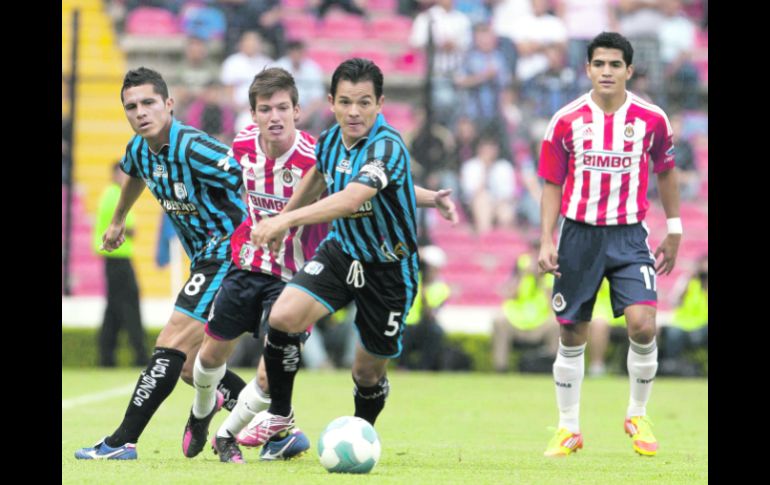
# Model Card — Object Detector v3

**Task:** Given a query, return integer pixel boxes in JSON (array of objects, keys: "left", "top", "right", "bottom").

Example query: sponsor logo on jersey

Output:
[
  {"left": 153, "top": 164, "right": 167, "bottom": 178},
  {"left": 160, "top": 198, "right": 199, "bottom": 215},
  {"left": 336, "top": 159, "right": 352, "bottom": 174},
  {"left": 174, "top": 182, "right": 188, "bottom": 200},
  {"left": 303, "top": 261, "right": 324, "bottom": 275},
  {"left": 582, "top": 151, "right": 635, "bottom": 172},
  {"left": 552, "top": 293, "right": 566, "bottom": 312},
  {"left": 347, "top": 200, "right": 374, "bottom": 219},
  {"left": 248, "top": 192, "right": 288, "bottom": 215}
]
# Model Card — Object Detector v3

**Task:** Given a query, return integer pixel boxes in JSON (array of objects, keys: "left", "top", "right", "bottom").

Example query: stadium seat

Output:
[
  {"left": 349, "top": 49, "right": 394, "bottom": 73},
  {"left": 369, "top": 15, "right": 413, "bottom": 42},
  {"left": 393, "top": 49, "right": 426, "bottom": 75},
  {"left": 125, "top": 7, "right": 181, "bottom": 36},
  {"left": 282, "top": 12, "right": 318, "bottom": 41},
  {"left": 306, "top": 47, "right": 346, "bottom": 74},
  {"left": 317, "top": 12, "right": 367, "bottom": 40},
  {"left": 367, "top": 0, "right": 398, "bottom": 14}
]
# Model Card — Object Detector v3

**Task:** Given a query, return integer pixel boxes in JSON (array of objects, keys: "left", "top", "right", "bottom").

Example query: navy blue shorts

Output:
[
  {"left": 205, "top": 267, "right": 287, "bottom": 341},
  {"left": 552, "top": 219, "right": 657, "bottom": 324},
  {"left": 287, "top": 240, "right": 418, "bottom": 358},
  {"left": 175, "top": 258, "right": 232, "bottom": 323}
]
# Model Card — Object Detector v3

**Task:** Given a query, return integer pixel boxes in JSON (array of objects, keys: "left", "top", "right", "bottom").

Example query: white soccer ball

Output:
[{"left": 317, "top": 416, "right": 381, "bottom": 474}]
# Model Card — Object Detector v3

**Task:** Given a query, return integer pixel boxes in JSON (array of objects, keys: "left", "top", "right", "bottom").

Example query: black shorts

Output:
[
  {"left": 205, "top": 267, "right": 288, "bottom": 341},
  {"left": 288, "top": 240, "right": 419, "bottom": 358},
  {"left": 175, "top": 258, "right": 232, "bottom": 323},
  {"left": 553, "top": 219, "right": 657, "bottom": 323}
]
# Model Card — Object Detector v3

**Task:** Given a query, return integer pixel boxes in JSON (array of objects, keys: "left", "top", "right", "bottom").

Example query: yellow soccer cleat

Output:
[
  {"left": 544, "top": 428, "right": 584, "bottom": 457},
  {"left": 624, "top": 416, "right": 659, "bottom": 456}
]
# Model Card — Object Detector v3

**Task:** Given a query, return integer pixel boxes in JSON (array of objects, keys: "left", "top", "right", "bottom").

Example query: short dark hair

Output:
[
  {"left": 330, "top": 58, "right": 384, "bottom": 100},
  {"left": 587, "top": 32, "right": 634, "bottom": 66},
  {"left": 121, "top": 67, "right": 169, "bottom": 103},
  {"left": 248, "top": 67, "right": 299, "bottom": 111},
  {"left": 286, "top": 40, "right": 305, "bottom": 51}
]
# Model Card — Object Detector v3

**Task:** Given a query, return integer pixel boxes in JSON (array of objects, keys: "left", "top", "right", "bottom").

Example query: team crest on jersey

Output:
[
  {"left": 239, "top": 243, "right": 256, "bottom": 268},
  {"left": 304, "top": 261, "right": 324, "bottom": 275},
  {"left": 281, "top": 168, "right": 297, "bottom": 187},
  {"left": 624, "top": 123, "right": 635, "bottom": 139},
  {"left": 336, "top": 159, "right": 352, "bottom": 174},
  {"left": 552, "top": 293, "right": 567, "bottom": 312},
  {"left": 153, "top": 164, "right": 167, "bottom": 178},
  {"left": 174, "top": 183, "right": 188, "bottom": 200}
]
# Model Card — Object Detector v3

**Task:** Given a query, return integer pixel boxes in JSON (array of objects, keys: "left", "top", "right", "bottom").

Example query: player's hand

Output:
[
  {"left": 434, "top": 189, "right": 459, "bottom": 226},
  {"left": 538, "top": 241, "right": 561, "bottom": 278},
  {"left": 100, "top": 223, "right": 126, "bottom": 252},
  {"left": 251, "top": 216, "right": 287, "bottom": 256},
  {"left": 654, "top": 233, "right": 681, "bottom": 275}
]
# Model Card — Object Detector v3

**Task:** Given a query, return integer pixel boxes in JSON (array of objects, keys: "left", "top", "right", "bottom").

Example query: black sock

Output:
[
  {"left": 353, "top": 376, "right": 390, "bottom": 425},
  {"left": 104, "top": 347, "right": 185, "bottom": 447},
  {"left": 264, "top": 327, "right": 301, "bottom": 417},
  {"left": 218, "top": 369, "right": 246, "bottom": 412}
]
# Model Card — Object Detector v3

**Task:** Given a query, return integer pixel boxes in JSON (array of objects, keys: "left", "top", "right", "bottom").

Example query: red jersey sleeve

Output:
[
  {"left": 650, "top": 113, "right": 676, "bottom": 174},
  {"left": 538, "top": 117, "right": 569, "bottom": 185}
]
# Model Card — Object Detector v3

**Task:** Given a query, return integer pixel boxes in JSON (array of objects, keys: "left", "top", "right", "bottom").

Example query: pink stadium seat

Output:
[
  {"left": 281, "top": 0, "right": 308, "bottom": 9},
  {"left": 125, "top": 7, "right": 181, "bottom": 36},
  {"left": 394, "top": 49, "right": 426, "bottom": 75},
  {"left": 282, "top": 12, "right": 318, "bottom": 41},
  {"left": 317, "top": 13, "right": 367, "bottom": 40},
  {"left": 369, "top": 15, "right": 413, "bottom": 42},
  {"left": 367, "top": 0, "right": 398, "bottom": 13},
  {"left": 349, "top": 50, "right": 394, "bottom": 73},
  {"left": 306, "top": 47, "right": 346, "bottom": 73}
]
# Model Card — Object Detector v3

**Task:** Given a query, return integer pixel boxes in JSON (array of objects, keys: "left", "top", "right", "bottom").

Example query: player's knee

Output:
[
  {"left": 352, "top": 367, "right": 384, "bottom": 388},
  {"left": 627, "top": 317, "right": 656, "bottom": 343},
  {"left": 268, "top": 304, "right": 305, "bottom": 333},
  {"left": 559, "top": 324, "right": 587, "bottom": 347}
]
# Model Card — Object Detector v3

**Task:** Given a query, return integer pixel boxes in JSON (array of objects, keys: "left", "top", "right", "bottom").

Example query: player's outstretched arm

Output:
[
  {"left": 414, "top": 185, "right": 459, "bottom": 225},
  {"left": 654, "top": 168, "right": 682, "bottom": 275},
  {"left": 102, "top": 176, "right": 145, "bottom": 251},
  {"left": 282, "top": 166, "right": 329, "bottom": 214},
  {"left": 538, "top": 181, "right": 562, "bottom": 277},
  {"left": 252, "top": 182, "right": 377, "bottom": 251}
]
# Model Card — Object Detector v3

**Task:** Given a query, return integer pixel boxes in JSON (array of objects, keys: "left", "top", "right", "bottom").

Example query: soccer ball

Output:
[{"left": 317, "top": 416, "right": 381, "bottom": 474}]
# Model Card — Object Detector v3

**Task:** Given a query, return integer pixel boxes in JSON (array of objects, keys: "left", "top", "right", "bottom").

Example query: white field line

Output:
[{"left": 62, "top": 384, "right": 136, "bottom": 410}]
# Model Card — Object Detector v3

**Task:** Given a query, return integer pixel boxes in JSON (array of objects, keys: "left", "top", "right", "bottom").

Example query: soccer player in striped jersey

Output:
[
  {"left": 76, "top": 67, "right": 249, "bottom": 460},
  {"left": 238, "top": 58, "right": 458, "bottom": 446},
  {"left": 538, "top": 32, "right": 682, "bottom": 457},
  {"left": 182, "top": 68, "right": 327, "bottom": 463}
]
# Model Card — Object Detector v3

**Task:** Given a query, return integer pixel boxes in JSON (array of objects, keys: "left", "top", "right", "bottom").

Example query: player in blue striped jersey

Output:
[
  {"left": 239, "top": 59, "right": 458, "bottom": 445},
  {"left": 76, "top": 68, "right": 248, "bottom": 460}
]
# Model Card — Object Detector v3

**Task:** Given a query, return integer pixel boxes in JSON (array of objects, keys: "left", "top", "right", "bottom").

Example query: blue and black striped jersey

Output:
[
  {"left": 120, "top": 119, "right": 247, "bottom": 265},
  {"left": 315, "top": 113, "right": 418, "bottom": 263}
]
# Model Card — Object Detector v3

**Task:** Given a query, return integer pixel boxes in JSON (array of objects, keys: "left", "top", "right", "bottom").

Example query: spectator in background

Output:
[
  {"left": 627, "top": 66, "right": 654, "bottom": 103},
  {"left": 492, "top": 243, "right": 558, "bottom": 372},
  {"left": 660, "top": 254, "right": 708, "bottom": 376},
  {"left": 505, "top": 0, "right": 568, "bottom": 85},
  {"left": 218, "top": 0, "right": 285, "bottom": 58},
  {"left": 460, "top": 133, "right": 516, "bottom": 234},
  {"left": 521, "top": 44, "right": 578, "bottom": 121},
  {"left": 399, "top": 245, "right": 451, "bottom": 371},
  {"left": 489, "top": 0, "right": 533, "bottom": 41},
  {"left": 648, "top": 113, "right": 698, "bottom": 201},
  {"left": 658, "top": 0, "right": 700, "bottom": 110},
  {"left": 310, "top": 0, "right": 367, "bottom": 17},
  {"left": 93, "top": 163, "right": 148, "bottom": 368},
  {"left": 410, "top": 0, "right": 473, "bottom": 126},
  {"left": 173, "top": 36, "right": 221, "bottom": 116},
  {"left": 184, "top": 80, "right": 236, "bottom": 143},
  {"left": 556, "top": 0, "right": 617, "bottom": 92},
  {"left": 220, "top": 30, "right": 274, "bottom": 132},
  {"left": 454, "top": 115, "right": 478, "bottom": 164},
  {"left": 616, "top": 0, "right": 665, "bottom": 97},
  {"left": 180, "top": 1, "right": 227, "bottom": 41},
  {"left": 510, "top": 136, "right": 541, "bottom": 227},
  {"left": 276, "top": 40, "right": 327, "bottom": 136},
  {"left": 454, "top": 22, "right": 512, "bottom": 157}
]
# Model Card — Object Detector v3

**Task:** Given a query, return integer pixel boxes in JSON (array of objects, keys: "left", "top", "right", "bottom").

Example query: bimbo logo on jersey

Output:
[
  {"left": 582, "top": 151, "right": 635, "bottom": 172},
  {"left": 249, "top": 192, "right": 288, "bottom": 214}
]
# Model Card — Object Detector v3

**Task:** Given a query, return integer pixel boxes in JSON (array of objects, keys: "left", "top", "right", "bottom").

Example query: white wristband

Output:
[{"left": 667, "top": 217, "right": 683, "bottom": 234}]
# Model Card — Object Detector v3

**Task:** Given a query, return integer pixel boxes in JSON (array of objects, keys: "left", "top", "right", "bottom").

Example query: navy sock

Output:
[
  {"left": 264, "top": 327, "right": 301, "bottom": 417},
  {"left": 105, "top": 347, "right": 185, "bottom": 446},
  {"left": 353, "top": 376, "right": 390, "bottom": 425}
]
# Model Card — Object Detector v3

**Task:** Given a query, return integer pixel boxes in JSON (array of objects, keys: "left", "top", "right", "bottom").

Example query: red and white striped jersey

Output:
[
  {"left": 538, "top": 91, "right": 675, "bottom": 226},
  {"left": 229, "top": 125, "right": 328, "bottom": 281}
]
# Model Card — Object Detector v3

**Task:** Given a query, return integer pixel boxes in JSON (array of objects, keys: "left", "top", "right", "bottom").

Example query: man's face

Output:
[
  {"left": 329, "top": 80, "right": 383, "bottom": 146},
  {"left": 122, "top": 84, "right": 173, "bottom": 141},
  {"left": 586, "top": 47, "right": 632, "bottom": 97},
  {"left": 251, "top": 90, "right": 299, "bottom": 144}
]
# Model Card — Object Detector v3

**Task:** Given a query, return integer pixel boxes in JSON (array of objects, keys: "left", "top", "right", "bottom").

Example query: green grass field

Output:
[{"left": 62, "top": 369, "right": 707, "bottom": 484}]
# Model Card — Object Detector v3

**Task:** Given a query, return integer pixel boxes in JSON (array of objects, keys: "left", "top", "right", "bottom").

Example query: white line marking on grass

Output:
[{"left": 62, "top": 384, "right": 136, "bottom": 410}]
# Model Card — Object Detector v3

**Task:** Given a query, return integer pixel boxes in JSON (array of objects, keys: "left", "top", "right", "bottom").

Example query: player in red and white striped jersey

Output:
[
  {"left": 538, "top": 33, "right": 682, "bottom": 458},
  {"left": 183, "top": 68, "right": 327, "bottom": 463}
]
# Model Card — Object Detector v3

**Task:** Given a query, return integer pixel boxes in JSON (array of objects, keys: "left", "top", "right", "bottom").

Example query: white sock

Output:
[
  {"left": 627, "top": 338, "right": 658, "bottom": 418},
  {"left": 192, "top": 355, "right": 226, "bottom": 419},
  {"left": 553, "top": 339, "right": 586, "bottom": 434},
  {"left": 217, "top": 377, "right": 271, "bottom": 438}
]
